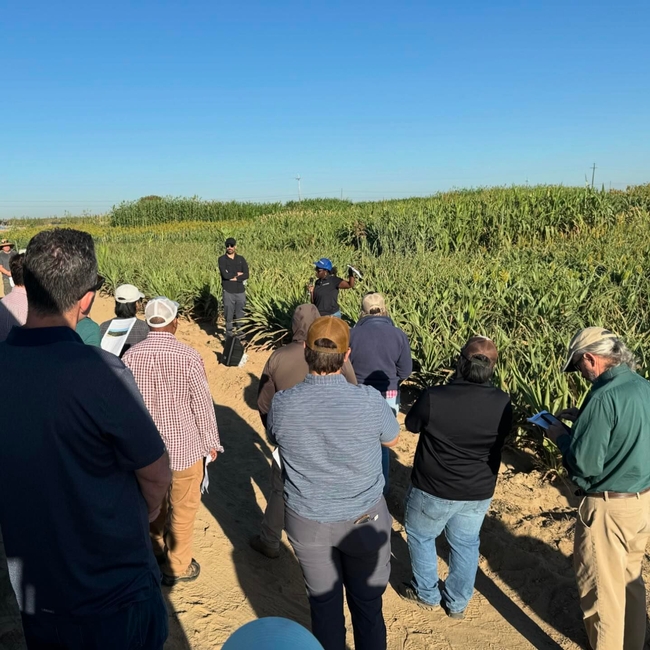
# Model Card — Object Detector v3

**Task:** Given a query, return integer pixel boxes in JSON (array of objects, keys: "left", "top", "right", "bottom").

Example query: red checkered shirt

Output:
[{"left": 123, "top": 331, "right": 223, "bottom": 471}]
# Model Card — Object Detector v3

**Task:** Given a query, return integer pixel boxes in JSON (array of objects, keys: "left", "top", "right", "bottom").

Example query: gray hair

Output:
[{"left": 576, "top": 337, "right": 637, "bottom": 372}]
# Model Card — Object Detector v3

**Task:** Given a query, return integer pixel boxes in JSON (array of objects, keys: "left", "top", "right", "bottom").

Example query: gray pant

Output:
[
  {"left": 285, "top": 498, "right": 391, "bottom": 650},
  {"left": 222, "top": 290, "right": 246, "bottom": 336},
  {"left": 260, "top": 459, "right": 285, "bottom": 548},
  {"left": 2, "top": 278, "right": 11, "bottom": 297}
]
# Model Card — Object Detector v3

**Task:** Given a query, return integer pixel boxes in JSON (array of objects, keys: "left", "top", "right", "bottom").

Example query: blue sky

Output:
[{"left": 1, "top": 0, "right": 648, "bottom": 218}]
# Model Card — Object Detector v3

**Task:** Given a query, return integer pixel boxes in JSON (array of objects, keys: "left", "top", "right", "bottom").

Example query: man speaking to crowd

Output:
[{"left": 547, "top": 327, "right": 650, "bottom": 650}]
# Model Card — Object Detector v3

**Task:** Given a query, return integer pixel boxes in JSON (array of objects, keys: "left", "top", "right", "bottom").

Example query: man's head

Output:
[
  {"left": 0, "top": 239, "right": 14, "bottom": 253},
  {"left": 304, "top": 316, "right": 350, "bottom": 374},
  {"left": 9, "top": 254, "right": 25, "bottom": 288},
  {"left": 563, "top": 327, "right": 636, "bottom": 381},
  {"left": 361, "top": 292, "right": 387, "bottom": 317},
  {"left": 23, "top": 229, "right": 99, "bottom": 318},
  {"left": 225, "top": 238, "right": 237, "bottom": 255},
  {"left": 456, "top": 335, "right": 498, "bottom": 384},
  {"left": 145, "top": 296, "right": 179, "bottom": 333}
]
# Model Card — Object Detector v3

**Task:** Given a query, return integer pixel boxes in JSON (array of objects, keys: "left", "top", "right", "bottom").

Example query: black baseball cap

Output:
[{"left": 225, "top": 238, "right": 236, "bottom": 247}]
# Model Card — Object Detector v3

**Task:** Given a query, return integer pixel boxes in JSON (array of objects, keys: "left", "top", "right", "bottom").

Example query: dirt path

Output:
[{"left": 90, "top": 295, "right": 644, "bottom": 649}]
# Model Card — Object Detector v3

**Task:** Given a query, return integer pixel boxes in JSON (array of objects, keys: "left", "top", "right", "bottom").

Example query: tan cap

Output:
[
  {"left": 306, "top": 316, "right": 350, "bottom": 354},
  {"left": 563, "top": 327, "right": 618, "bottom": 372},
  {"left": 462, "top": 336, "right": 498, "bottom": 365},
  {"left": 361, "top": 292, "right": 386, "bottom": 314}
]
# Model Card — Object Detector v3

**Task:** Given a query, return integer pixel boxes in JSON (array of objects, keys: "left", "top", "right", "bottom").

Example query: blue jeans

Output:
[
  {"left": 404, "top": 486, "right": 491, "bottom": 613},
  {"left": 381, "top": 393, "right": 399, "bottom": 496}
]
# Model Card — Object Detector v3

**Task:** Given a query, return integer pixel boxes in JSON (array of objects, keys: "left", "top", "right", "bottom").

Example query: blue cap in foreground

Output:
[
  {"left": 222, "top": 617, "right": 324, "bottom": 650},
  {"left": 314, "top": 257, "right": 333, "bottom": 271}
]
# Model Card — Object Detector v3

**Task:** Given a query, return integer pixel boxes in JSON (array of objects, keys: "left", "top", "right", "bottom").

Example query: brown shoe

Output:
[
  {"left": 249, "top": 534, "right": 280, "bottom": 559},
  {"left": 162, "top": 559, "right": 200, "bottom": 586}
]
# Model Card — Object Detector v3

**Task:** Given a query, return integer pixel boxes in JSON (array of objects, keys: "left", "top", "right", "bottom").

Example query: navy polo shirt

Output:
[{"left": 0, "top": 326, "right": 165, "bottom": 618}]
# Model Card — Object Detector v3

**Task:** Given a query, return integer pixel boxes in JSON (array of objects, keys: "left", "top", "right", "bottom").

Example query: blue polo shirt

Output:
[
  {"left": 268, "top": 374, "right": 400, "bottom": 522},
  {"left": 0, "top": 326, "right": 165, "bottom": 618}
]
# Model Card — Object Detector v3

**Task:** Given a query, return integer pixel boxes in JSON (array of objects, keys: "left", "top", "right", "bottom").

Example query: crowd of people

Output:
[{"left": 0, "top": 230, "right": 649, "bottom": 650}]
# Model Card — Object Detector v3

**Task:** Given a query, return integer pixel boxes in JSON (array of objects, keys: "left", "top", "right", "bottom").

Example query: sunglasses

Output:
[{"left": 79, "top": 274, "right": 104, "bottom": 299}]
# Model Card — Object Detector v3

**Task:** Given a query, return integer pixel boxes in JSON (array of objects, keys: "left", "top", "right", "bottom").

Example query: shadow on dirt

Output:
[{"left": 385, "top": 448, "right": 588, "bottom": 648}]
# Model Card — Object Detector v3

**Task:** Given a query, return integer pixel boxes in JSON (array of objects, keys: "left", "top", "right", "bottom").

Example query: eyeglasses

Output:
[{"left": 79, "top": 274, "right": 104, "bottom": 299}]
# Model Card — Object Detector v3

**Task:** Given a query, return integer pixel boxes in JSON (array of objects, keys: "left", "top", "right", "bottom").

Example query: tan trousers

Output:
[
  {"left": 150, "top": 458, "right": 204, "bottom": 576},
  {"left": 574, "top": 491, "right": 650, "bottom": 650}
]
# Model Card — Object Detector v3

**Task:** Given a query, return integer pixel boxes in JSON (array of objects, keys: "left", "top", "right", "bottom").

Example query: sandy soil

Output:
[{"left": 88, "top": 295, "right": 649, "bottom": 650}]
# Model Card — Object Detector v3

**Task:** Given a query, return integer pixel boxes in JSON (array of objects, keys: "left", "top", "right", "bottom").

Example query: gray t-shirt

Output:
[{"left": 268, "top": 374, "right": 399, "bottom": 522}]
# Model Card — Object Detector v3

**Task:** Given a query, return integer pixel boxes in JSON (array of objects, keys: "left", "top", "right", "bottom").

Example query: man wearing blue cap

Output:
[{"left": 309, "top": 258, "right": 355, "bottom": 317}]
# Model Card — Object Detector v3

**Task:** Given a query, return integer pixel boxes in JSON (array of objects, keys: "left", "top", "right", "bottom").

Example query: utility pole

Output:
[
  {"left": 295, "top": 174, "right": 302, "bottom": 201},
  {"left": 591, "top": 163, "right": 597, "bottom": 188}
]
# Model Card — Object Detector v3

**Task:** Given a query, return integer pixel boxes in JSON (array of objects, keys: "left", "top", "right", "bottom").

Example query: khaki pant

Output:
[
  {"left": 151, "top": 459, "right": 203, "bottom": 576},
  {"left": 574, "top": 491, "right": 650, "bottom": 650}
]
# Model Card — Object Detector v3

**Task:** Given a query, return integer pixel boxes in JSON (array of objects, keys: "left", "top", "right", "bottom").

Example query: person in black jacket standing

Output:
[
  {"left": 218, "top": 238, "right": 249, "bottom": 338},
  {"left": 398, "top": 335, "right": 512, "bottom": 619}
]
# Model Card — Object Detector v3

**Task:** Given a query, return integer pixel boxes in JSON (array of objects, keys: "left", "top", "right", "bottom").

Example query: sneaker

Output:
[
  {"left": 162, "top": 559, "right": 200, "bottom": 586},
  {"left": 396, "top": 583, "right": 440, "bottom": 611},
  {"left": 249, "top": 534, "right": 280, "bottom": 559},
  {"left": 447, "top": 609, "right": 466, "bottom": 620}
]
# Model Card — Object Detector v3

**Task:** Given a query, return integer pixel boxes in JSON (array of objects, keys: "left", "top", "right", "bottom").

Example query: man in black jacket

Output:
[{"left": 218, "top": 238, "right": 249, "bottom": 338}]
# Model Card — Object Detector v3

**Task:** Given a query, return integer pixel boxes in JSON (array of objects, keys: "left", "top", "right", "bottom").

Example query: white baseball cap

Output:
[
  {"left": 115, "top": 284, "right": 145, "bottom": 303},
  {"left": 145, "top": 297, "right": 179, "bottom": 328}
]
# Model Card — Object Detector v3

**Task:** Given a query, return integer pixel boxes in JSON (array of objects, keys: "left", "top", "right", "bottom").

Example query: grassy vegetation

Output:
[{"left": 7, "top": 184, "right": 650, "bottom": 462}]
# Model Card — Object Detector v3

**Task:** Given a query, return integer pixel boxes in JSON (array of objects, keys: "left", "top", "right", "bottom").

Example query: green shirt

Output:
[
  {"left": 557, "top": 365, "right": 650, "bottom": 493},
  {"left": 75, "top": 317, "right": 101, "bottom": 347}
]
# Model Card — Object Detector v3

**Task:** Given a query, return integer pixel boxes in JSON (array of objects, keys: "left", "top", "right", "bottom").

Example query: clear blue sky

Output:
[{"left": 1, "top": 0, "right": 648, "bottom": 218}]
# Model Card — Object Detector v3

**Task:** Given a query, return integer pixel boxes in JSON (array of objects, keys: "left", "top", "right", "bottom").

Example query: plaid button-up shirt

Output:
[{"left": 123, "top": 331, "right": 223, "bottom": 471}]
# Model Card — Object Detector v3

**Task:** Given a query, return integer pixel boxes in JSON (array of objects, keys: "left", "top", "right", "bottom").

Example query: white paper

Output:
[
  {"left": 201, "top": 454, "right": 212, "bottom": 494},
  {"left": 271, "top": 447, "right": 283, "bottom": 471},
  {"left": 8, "top": 276, "right": 14, "bottom": 288},
  {"left": 527, "top": 410, "right": 562, "bottom": 430},
  {"left": 100, "top": 318, "right": 137, "bottom": 356}
]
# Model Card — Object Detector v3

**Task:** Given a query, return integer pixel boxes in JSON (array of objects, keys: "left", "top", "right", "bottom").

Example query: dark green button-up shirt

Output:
[{"left": 557, "top": 364, "right": 650, "bottom": 493}]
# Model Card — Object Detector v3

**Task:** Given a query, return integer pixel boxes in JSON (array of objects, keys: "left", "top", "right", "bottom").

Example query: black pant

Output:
[
  {"left": 285, "top": 498, "right": 391, "bottom": 650},
  {"left": 21, "top": 589, "right": 168, "bottom": 650}
]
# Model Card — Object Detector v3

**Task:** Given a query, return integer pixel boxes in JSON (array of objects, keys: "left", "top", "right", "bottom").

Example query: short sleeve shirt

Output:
[
  {"left": 76, "top": 317, "right": 101, "bottom": 346},
  {"left": 0, "top": 326, "right": 165, "bottom": 617},
  {"left": 313, "top": 275, "right": 343, "bottom": 316}
]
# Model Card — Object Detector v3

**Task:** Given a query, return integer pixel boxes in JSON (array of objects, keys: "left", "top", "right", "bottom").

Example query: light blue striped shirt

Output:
[{"left": 268, "top": 373, "right": 400, "bottom": 522}]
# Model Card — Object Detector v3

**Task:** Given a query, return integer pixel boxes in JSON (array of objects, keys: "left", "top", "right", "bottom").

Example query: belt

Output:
[{"left": 576, "top": 485, "right": 650, "bottom": 499}]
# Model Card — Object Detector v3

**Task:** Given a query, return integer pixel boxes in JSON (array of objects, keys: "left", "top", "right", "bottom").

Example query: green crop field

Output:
[{"left": 7, "top": 184, "right": 650, "bottom": 465}]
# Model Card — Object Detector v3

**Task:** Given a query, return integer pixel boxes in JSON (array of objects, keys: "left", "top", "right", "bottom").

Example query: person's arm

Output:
[
  {"left": 135, "top": 452, "right": 172, "bottom": 522},
  {"left": 556, "top": 396, "right": 612, "bottom": 483},
  {"left": 189, "top": 358, "right": 224, "bottom": 457},
  {"left": 488, "top": 399, "right": 513, "bottom": 474},
  {"left": 378, "top": 397, "right": 400, "bottom": 447},
  {"left": 338, "top": 273, "right": 355, "bottom": 289},
  {"left": 405, "top": 389, "right": 430, "bottom": 433},
  {"left": 267, "top": 403, "right": 278, "bottom": 446},
  {"left": 238, "top": 257, "right": 249, "bottom": 282},
  {"left": 257, "top": 359, "right": 277, "bottom": 427},
  {"left": 396, "top": 333, "right": 413, "bottom": 381},
  {"left": 218, "top": 255, "right": 230, "bottom": 282}
]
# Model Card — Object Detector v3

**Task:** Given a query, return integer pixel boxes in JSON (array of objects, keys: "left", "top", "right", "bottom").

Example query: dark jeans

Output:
[
  {"left": 285, "top": 498, "right": 391, "bottom": 650},
  {"left": 222, "top": 290, "right": 246, "bottom": 336},
  {"left": 21, "top": 588, "right": 168, "bottom": 650}
]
